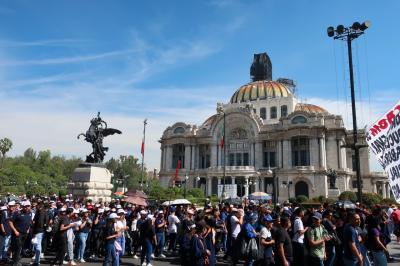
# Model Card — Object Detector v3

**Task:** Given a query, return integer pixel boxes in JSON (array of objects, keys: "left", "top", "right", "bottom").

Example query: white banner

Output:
[
  {"left": 217, "top": 184, "right": 237, "bottom": 198},
  {"left": 366, "top": 100, "right": 400, "bottom": 202}
]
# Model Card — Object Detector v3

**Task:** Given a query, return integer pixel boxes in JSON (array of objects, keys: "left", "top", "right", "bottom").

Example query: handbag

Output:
[
  {"left": 246, "top": 238, "right": 259, "bottom": 260},
  {"left": 114, "top": 241, "right": 122, "bottom": 252}
]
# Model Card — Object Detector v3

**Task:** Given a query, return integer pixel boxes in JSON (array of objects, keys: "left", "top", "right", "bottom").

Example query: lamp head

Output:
[
  {"left": 336, "top": 25, "right": 345, "bottom": 34},
  {"left": 360, "top": 21, "right": 370, "bottom": 31},
  {"left": 351, "top": 22, "right": 361, "bottom": 30},
  {"left": 327, "top": 26, "right": 335, "bottom": 37}
]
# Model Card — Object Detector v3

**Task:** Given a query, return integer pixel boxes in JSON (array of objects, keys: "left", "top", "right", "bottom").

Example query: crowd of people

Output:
[{"left": 0, "top": 194, "right": 398, "bottom": 266}]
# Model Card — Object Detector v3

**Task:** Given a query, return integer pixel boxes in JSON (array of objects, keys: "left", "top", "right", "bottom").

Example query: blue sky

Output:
[{"left": 0, "top": 0, "right": 399, "bottom": 171}]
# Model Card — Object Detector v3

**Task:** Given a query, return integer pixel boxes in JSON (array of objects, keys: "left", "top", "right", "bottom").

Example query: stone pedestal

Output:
[
  {"left": 68, "top": 164, "right": 113, "bottom": 202},
  {"left": 327, "top": 188, "right": 341, "bottom": 199}
]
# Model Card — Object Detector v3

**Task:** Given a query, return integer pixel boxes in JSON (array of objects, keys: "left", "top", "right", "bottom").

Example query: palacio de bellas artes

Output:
[{"left": 158, "top": 53, "right": 388, "bottom": 202}]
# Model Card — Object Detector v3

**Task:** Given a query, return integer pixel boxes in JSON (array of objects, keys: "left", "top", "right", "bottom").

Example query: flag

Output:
[
  {"left": 173, "top": 159, "right": 182, "bottom": 187},
  {"left": 140, "top": 139, "right": 145, "bottom": 155}
]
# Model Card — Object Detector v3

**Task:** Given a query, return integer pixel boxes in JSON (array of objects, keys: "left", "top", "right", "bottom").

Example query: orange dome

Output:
[
  {"left": 230, "top": 80, "right": 291, "bottom": 104},
  {"left": 295, "top": 103, "right": 328, "bottom": 114}
]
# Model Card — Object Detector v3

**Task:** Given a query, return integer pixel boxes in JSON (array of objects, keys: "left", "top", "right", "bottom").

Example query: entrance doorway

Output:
[{"left": 295, "top": 181, "right": 309, "bottom": 198}]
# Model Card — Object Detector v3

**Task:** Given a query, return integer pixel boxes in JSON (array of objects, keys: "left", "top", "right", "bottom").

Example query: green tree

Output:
[
  {"left": 0, "top": 138, "right": 13, "bottom": 167},
  {"left": 339, "top": 191, "right": 357, "bottom": 202},
  {"left": 362, "top": 193, "right": 382, "bottom": 208}
]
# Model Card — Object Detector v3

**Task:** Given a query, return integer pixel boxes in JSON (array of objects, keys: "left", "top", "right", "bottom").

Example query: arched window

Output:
[
  {"left": 260, "top": 107, "right": 266, "bottom": 119},
  {"left": 292, "top": 116, "right": 307, "bottom": 124},
  {"left": 270, "top": 106, "right": 277, "bottom": 119},
  {"left": 291, "top": 137, "right": 310, "bottom": 166},
  {"left": 173, "top": 127, "right": 185, "bottom": 134},
  {"left": 281, "top": 105, "right": 288, "bottom": 117}
]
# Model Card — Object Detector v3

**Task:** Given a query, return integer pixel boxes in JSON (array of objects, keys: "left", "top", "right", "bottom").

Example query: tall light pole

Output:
[
  {"left": 327, "top": 21, "right": 370, "bottom": 203},
  {"left": 140, "top": 119, "right": 148, "bottom": 191},
  {"left": 217, "top": 105, "right": 227, "bottom": 200}
]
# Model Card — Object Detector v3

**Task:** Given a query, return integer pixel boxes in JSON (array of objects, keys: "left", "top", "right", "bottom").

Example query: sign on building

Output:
[
  {"left": 218, "top": 184, "right": 237, "bottom": 198},
  {"left": 366, "top": 100, "right": 400, "bottom": 202}
]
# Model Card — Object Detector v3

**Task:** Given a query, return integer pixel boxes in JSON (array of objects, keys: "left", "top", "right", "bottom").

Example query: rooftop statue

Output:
[{"left": 77, "top": 112, "right": 122, "bottom": 163}]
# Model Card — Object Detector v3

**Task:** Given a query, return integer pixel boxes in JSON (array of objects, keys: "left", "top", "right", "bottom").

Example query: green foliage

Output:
[
  {"left": 0, "top": 138, "right": 13, "bottom": 158},
  {"left": 106, "top": 155, "right": 144, "bottom": 192},
  {"left": 0, "top": 147, "right": 81, "bottom": 196},
  {"left": 362, "top": 193, "right": 382, "bottom": 208},
  {"left": 288, "top": 197, "right": 297, "bottom": 204},
  {"left": 380, "top": 198, "right": 398, "bottom": 206},
  {"left": 310, "top": 195, "right": 327, "bottom": 203},
  {"left": 296, "top": 195, "right": 308, "bottom": 203},
  {"left": 339, "top": 191, "right": 357, "bottom": 202}
]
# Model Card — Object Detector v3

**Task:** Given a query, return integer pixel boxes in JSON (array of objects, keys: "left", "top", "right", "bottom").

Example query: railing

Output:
[{"left": 208, "top": 166, "right": 256, "bottom": 171}]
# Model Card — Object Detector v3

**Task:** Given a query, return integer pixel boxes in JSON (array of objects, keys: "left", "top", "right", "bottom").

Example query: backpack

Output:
[{"left": 391, "top": 211, "right": 400, "bottom": 224}]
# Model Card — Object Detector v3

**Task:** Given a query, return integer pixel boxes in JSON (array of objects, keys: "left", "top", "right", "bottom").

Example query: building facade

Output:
[{"left": 158, "top": 53, "right": 388, "bottom": 201}]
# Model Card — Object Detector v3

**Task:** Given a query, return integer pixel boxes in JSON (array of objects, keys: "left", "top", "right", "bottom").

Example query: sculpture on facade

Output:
[
  {"left": 77, "top": 112, "right": 122, "bottom": 163},
  {"left": 327, "top": 168, "right": 338, "bottom": 189},
  {"left": 250, "top": 52, "right": 272, "bottom": 82}
]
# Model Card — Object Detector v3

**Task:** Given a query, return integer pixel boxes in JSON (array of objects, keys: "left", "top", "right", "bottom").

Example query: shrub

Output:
[
  {"left": 362, "top": 193, "right": 382, "bottom": 208},
  {"left": 339, "top": 191, "right": 357, "bottom": 202},
  {"left": 380, "top": 198, "right": 398, "bottom": 206},
  {"left": 289, "top": 197, "right": 297, "bottom": 204},
  {"left": 296, "top": 195, "right": 308, "bottom": 203}
]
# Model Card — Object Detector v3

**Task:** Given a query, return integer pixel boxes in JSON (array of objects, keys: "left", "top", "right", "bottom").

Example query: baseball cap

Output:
[
  {"left": 8, "top": 201, "right": 16, "bottom": 206},
  {"left": 117, "top": 209, "right": 126, "bottom": 214},
  {"left": 22, "top": 201, "right": 31, "bottom": 207},
  {"left": 140, "top": 210, "right": 148, "bottom": 215},
  {"left": 109, "top": 213, "right": 118, "bottom": 219},
  {"left": 263, "top": 215, "right": 274, "bottom": 223},
  {"left": 312, "top": 212, "right": 322, "bottom": 220},
  {"left": 98, "top": 208, "right": 104, "bottom": 213}
]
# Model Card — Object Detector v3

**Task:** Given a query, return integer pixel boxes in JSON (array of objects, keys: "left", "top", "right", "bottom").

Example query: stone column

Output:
[
  {"left": 244, "top": 176, "right": 249, "bottom": 197},
  {"left": 231, "top": 176, "right": 236, "bottom": 185},
  {"left": 340, "top": 139, "right": 347, "bottom": 169},
  {"left": 386, "top": 183, "right": 391, "bottom": 199},
  {"left": 382, "top": 182, "right": 387, "bottom": 199},
  {"left": 319, "top": 137, "right": 327, "bottom": 169},
  {"left": 254, "top": 142, "right": 263, "bottom": 168},
  {"left": 211, "top": 144, "right": 218, "bottom": 167},
  {"left": 160, "top": 147, "right": 164, "bottom": 170},
  {"left": 207, "top": 177, "right": 213, "bottom": 196},
  {"left": 277, "top": 140, "right": 282, "bottom": 168},
  {"left": 310, "top": 138, "right": 319, "bottom": 167},
  {"left": 191, "top": 145, "right": 196, "bottom": 170},
  {"left": 282, "top": 140, "right": 291, "bottom": 169},
  {"left": 373, "top": 182, "right": 377, "bottom": 193},
  {"left": 260, "top": 177, "right": 265, "bottom": 193},
  {"left": 218, "top": 177, "right": 221, "bottom": 185},
  {"left": 184, "top": 145, "right": 191, "bottom": 170},
  {"left": 166, "top": 145, "right": 173, "bottom": 170}
]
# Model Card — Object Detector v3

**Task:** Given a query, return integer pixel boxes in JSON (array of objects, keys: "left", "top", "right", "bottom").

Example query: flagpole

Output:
[
  {"left": 140, "top": 119, "right": 147, "bottom": 191},
  {"left": 222, "top": 111, "right": 226, "bottom": 200}
]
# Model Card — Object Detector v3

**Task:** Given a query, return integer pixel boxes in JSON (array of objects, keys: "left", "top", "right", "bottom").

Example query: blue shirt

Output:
[
  {"left": 0, "top": 210, "right": 11, "bottom": 236},
  {"left": 11, "top": 211, "right": 32, "bottom": 234},
  {"left": 244, "top": 223, "right": 257, "bottom": 238},
  {"left": 343, "top": 224, "right": 361, "bottom": 260}
]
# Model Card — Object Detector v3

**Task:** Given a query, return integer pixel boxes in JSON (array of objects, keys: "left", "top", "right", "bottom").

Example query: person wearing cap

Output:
[
  {"left": 306, "top": 212, "right": 331, "bottom": 266},
  {"left": 190, "top": 221, "right": 210, "bottom": 266},
  {"left": 154, "top": 211, "right": 166, "bottom": 258},
  {"left": 167, "top": 206, "right": 180, "bottom": 254},
  {"left": 31, "top": 201, "right": 50, "bottom": 266},
  {"left": 180, "top": 220, "right": 196, "bottom": 266},
  {"left": 258, "top": 215, "right": 274, "bottom": 265},
  {"left": 9, "top": 200, "right": 33, "bottom": 266},
  {"left": 115, "top": 209, "right": 128, "bottom": 262},
  {"left": 76, "top": 209, "right": 92, "bottom": 263},
  {"left": 0, "top": 204, "right": 11, "bottom": 264},
  {"left": 103, "top": 213, "right": 120, "bottom": 266},
  {"left": 343, "top": 213, "right": 364, "bottom": 266}
]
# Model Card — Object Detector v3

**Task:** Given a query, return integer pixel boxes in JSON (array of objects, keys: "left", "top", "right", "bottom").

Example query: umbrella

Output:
[
  {"left": 335, "top": 200, "right": 356, "bottom": 209},
  {"left": 171, "top": 199, "right": 191, "bottom": 205},
  {"left": 123, "top": 196, "right": 147, "bottom": 206},
  {"left": 162, "top": 201, "right": 173, "bottom": 206},
  {"left": 249, "top": 192, "right": 272, "bottom": 201},
  {"left": 125, "top": 190, "right": 148, "bottom": 199}
]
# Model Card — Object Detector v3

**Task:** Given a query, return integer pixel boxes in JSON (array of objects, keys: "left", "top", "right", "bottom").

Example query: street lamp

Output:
[
  {"left": 282, "top": 181, "right": 293, "bottom": 199},
  {"left": 327, "top": 21, "right": 370, "bottom": 203},
  {"left": 267, "top": 167, "right": 279, "bottom": 206},
  {"left": 217, "top": 105, "right": 227, "bottom": 200},
  {"left": 184, "top": 174, "right": 189, "bottom": 198}
]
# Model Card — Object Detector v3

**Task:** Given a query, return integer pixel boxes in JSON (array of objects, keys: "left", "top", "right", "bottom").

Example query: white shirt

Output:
[
  {"left": 292, "top": 217, "right": 304, "bottom": 243},
  {"left": 259, "top": 226, "right": 272, "bottom": 254},
  {"left": 168, "top": 214, "right": 180, "bottom": 234},
  {"left": 231, "top": 215, "right": 241, "bottom": 238}
]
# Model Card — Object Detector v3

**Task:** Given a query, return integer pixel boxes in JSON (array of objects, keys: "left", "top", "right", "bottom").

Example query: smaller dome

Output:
[
  {"left": 201, "top": 114, "right": 217, "bottom": 128},
  {"left": 230, "top": 80, "right": 291, "bottom": 104},
  {"left": 295, "top": 103, "right": 328, "bottom": 114}
]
